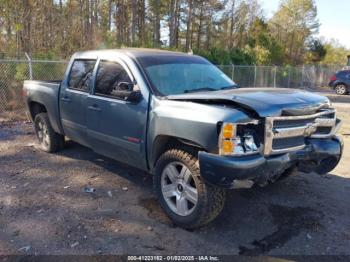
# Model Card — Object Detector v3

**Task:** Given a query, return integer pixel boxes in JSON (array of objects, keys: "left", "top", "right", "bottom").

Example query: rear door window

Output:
[
  {"left": 68, "top": 60, "right": 96, "bottom": 92},
  {"left": 94, "top": 61, "right": 133, "bottom": 99}
]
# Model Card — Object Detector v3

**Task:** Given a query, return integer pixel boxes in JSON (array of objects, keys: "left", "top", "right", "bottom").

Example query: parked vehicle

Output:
[
  {"left": 23, "top": 49, "right": 343, "bottom": 229},
  {"left": 329, "top": 70, "right": 350, "bottom": 95}
]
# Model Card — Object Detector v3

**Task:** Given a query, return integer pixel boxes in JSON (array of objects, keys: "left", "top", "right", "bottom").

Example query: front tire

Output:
[
  {"left": 335, "top": 84, "right": 347, "bottom": 95},
  {"left": 34, "top": 113, "right": 64, "bottom": 153},
  {"left": 154, "top": 147, "right": 226, "bottom": 229}
]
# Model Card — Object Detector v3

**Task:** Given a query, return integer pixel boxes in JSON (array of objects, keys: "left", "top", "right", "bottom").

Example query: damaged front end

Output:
[
  {"left": 198, "top": 107, "right": 343, "bottom": 189},
  {"left": 263, "top": 107, "right": 343, "bottom": 175}
]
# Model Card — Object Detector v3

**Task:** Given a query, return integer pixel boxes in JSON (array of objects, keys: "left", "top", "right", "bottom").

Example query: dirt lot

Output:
[{"left": 0, "top": 100, "right": 350, "bottom": 256}]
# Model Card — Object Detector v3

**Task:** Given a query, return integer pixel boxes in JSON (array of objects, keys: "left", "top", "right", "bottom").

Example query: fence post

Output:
[
  {"left": 300, "top": 65, "right": 305, "bottom": 89},
  {"left": 287, "top": 67, "right": 291, "bottom": 88},
  {"left": 25, "top": 52, "right": 33, "bottom": 80},
  {"left": 254, "top": 65, "right": 257, "bottom": 87},
  {"left": 273, "top": 66, "right": 277, "bottom": 88},
  {"left": 231, "top": 64, "right": 235, "bottom": 81}
]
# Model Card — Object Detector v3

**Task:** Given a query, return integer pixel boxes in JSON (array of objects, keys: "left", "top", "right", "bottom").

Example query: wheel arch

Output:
[
  {"left": 29, "top": 101, "right": 47, "bottom": 121},
  {"left": 28, "top": 100, "right": 64, "bottom": 135},
  {"left": 335, "top": 82, "right": 348, "bottom": 87},
  {"left": 150, "top": 135, "right": 206, "bottom": 170}
]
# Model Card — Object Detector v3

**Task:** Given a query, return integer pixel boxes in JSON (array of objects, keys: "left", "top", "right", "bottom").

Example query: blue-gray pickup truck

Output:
[{"left": 23, "top": 49, "right": 343, "bottom": 228}]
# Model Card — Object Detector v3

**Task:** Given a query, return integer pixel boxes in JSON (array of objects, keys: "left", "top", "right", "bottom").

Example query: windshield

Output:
[{"left": 138, "top": 55, "right": 236, "bottom": 96}]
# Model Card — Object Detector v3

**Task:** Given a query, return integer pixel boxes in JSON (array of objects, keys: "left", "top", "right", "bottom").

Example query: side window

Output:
[
  {"left": 95, "top": 61, "right": 133, "bottom": 98},
  {"left": 68, "top": 60, "right": 96, "bottom": 92}
]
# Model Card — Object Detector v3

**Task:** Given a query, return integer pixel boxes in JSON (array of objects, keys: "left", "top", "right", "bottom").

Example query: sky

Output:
[{"left": 260, "top": 0, "right": 350, "bottom": 48}]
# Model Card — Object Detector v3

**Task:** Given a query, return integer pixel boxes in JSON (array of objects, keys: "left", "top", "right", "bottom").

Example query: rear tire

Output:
[
  {"left": 34, "top": 113, "right": 64, "bottom": 153},
  {"left": 335, "top": 84, "right": 347, "bottom": 95},
  {"left": 154, "top": 147, "right": 226, "bottom": 229}
]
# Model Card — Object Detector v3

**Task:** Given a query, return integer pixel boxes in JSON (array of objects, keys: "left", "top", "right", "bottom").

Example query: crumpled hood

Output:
[{"left": 166, "top": 88, "right": 330, "bottom": 117}]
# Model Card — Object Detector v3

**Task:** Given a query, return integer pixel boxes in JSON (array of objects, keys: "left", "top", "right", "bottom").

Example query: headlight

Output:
[
  {"left": 219, "top": 122, "right": 260, "bottom": 156},
  {"left": 243, "top": 134, "right": 258, "bottom": 151}
]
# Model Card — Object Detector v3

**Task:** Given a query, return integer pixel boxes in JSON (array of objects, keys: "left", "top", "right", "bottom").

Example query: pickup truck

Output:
[{"left": 23, "top": 49, "right": 343, "bottom": 229}]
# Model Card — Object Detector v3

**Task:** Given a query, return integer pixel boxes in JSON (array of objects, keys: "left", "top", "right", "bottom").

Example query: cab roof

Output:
[{"left": 72, "top": 48, "right": 193, "bottom": 60}]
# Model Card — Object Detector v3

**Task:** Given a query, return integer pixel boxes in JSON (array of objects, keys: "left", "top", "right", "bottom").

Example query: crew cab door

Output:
[
  {"left": 86, "top": 59, "right": 149, "bottom": 169},
  {"left": 59, "top": 59, "right": 96, "bottom": 146}
]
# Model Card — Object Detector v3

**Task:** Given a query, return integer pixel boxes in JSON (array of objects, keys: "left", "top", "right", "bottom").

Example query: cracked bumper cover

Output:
[{"left": 198, "top": 136, "right": 343, "bottom": 189}]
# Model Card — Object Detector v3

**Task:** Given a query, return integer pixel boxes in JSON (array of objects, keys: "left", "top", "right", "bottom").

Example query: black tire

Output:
[
  {"left": 335, "top": 84, "right": 347, "bottom": 95},
  {"left": 34, "top": 113, "right": 64, "bottom": 153},
  {"left": 154, "top": 146, "right": 226, "bottom": 229}
]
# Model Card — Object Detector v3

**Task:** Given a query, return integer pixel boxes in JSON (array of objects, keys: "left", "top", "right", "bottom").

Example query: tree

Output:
[
  {"left": 305, "top": 39, "right": 327, "bottom": 63},
  {"left": 0, "top": 0, "right": 341, "bottom": 66},
  {"left": 269, "top": 0, "right": 319, "bottom": 64},
  {"left": 149, "top": 0, "right": 165, "bottom": 47},
  {"left": 169, "top": 0, "right": 181, "bottom": 48},
  {"left": 320, "top": 39, "right": 350, "bottom": 66},
  {"left": 246, "top": 18, "right": 285, "bottom": 65},
  {"left": 185, "top": 0, "right": 193, "bottom": 51}
]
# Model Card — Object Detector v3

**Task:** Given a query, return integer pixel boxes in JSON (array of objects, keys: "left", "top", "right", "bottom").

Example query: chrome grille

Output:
[{"left": 264, "top": 108, "right": 341, "bottom": 155}]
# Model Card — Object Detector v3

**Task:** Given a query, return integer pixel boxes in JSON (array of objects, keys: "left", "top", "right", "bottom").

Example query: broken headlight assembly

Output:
[{"left": 218, "top": 122, "right": 262, "bottom": 156}]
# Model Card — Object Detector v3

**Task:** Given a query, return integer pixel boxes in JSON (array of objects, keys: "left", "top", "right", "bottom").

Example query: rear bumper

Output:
[{"left": 198, "top": 136, "right": 343, "bottom": 189}]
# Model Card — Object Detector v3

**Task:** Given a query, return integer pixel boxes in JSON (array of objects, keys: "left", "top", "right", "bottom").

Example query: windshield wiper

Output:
[{"left": 184, "top": 87, "right": 217, "bottom": 93}]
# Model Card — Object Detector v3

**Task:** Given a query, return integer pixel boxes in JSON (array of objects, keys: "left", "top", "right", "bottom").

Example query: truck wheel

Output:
[
  {"left": 154, "top": 147, "right": 226, "bottom": 229},
  {"left": 34, "top": 113, "right": 64, "bottom": 153},
  {"left": 335, "top": 84, "right": 347, "bottom": 95}
]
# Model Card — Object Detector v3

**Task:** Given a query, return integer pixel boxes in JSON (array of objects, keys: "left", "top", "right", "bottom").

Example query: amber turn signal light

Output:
[
  {"left": 222, "top": 123, "right": 235, "bottom": 139},
  {"left": 221, "top": 140, "right": 234, "bottom": 155}
]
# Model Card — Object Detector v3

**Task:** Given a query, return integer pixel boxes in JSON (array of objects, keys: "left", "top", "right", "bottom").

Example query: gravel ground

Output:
[{"left": 0, "top": 103, "right": 349, "bottom": 256}]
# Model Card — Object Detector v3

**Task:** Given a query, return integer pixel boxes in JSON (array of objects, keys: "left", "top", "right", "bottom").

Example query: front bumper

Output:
[{"left": 198, "top": 136, "right": 343, "bottom": 189}]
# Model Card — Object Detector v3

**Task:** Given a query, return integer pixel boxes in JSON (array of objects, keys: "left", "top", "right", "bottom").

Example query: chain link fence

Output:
[
  {"left": 0, "top": 60, "right": 67, "bottom": 119},
  {"left": 217, "top": 65, "right": 339, "bottom": 89},
  {"left": 0, "top": 60, "right": 340, "bottom": 120}
]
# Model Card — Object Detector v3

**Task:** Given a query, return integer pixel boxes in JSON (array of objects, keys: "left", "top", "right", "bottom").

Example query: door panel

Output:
[
  {"left": 60, "top": 89, "right": 89, "bottom": 146},
  {"left": 59, "top": 59, "right": 96, "bottom": 146},
  {"left": 87, "top": 96, "right": 149, "bottom": 169},
  {"left": 86, "top": 60, "right": 148, "bottom": 169}
]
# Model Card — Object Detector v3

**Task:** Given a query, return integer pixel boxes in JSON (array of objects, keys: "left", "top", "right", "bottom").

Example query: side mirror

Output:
[
  {"left": 118, "top": 82, "right": 134, "bottom": 92},
  {"left": 125, "top": 90, "right": 142, "bottom": 102},
  {"left": 115, "top": 82, "right": 141, "bottom": 103}
]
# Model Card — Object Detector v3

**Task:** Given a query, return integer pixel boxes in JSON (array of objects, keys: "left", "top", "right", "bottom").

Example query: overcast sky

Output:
[{"left": 260, "top": 0, "right": 350, "bottom": 48}]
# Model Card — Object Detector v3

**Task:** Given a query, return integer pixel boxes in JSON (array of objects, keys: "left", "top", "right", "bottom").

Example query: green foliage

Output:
[
  {"left": 0, "top": 0, "right": 346, "bottom": 66},
  {"left": 305, "top": 39, "right": 327, "bottom": 64},
  {"left": 244, "top": 45, "right": 271, "bottom": 65},
  {"left": 15, "top": 63, "right": 29, "bottom": 81},
  {"left": 320, "top": 40, "right": 350, "bottom": 66},
  {"left": 194, "top": 47, "right": 255, "bottom": 65},
  {"left": 269, "top": 0, "right": 319, "bottom": 64},
  {"left": 15, "top": 62, "right": 66, "bottom": 81},
  {"left": 30, "top": 51, "right": 60, "bottom": 60}
]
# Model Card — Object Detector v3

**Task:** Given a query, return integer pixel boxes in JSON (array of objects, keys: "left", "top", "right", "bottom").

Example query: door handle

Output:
[
  {"left": 61, "top": 97, "right": 71, "bottom": 103},
  {"left": 88, "top": 105, "right": 101, "bottom": 112}
]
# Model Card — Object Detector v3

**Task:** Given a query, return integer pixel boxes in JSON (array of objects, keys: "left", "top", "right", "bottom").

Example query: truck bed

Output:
[
  {"left": 24, "top": 80, "right": 61, "bottom": 87},
  {"left": 23, "top": 80, "right": 62, "bottom": 134}
]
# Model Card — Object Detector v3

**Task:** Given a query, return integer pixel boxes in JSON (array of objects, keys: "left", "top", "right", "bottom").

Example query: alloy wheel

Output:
[
  {"left": 161, "top": 162, "right": 198, "bottom": 216},
  {"left": 37, "top": 120, "right": 50, "bottom": 148},
  {"left": 336, "top": 85, "right": 347, "bottom": 95}
]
